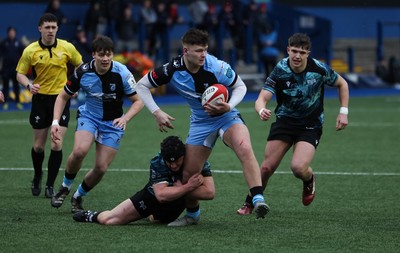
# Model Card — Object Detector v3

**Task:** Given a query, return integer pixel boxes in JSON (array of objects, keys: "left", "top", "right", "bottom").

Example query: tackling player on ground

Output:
[{"left": 73, "top": 136, "right": 214, "bottom": 225}]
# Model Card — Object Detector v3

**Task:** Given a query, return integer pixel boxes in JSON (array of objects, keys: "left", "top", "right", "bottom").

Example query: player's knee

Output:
[
  {"left": 260, "top": 164, "right": 274, "bottom": 177},
  {"left": 33, "top": 146, "right": 45, "bottom": 153},
  {"left": 71, "top": 148, "right": 88, "bottom": 161},
  {"left": 291, "top": 163, "right": 309, "bottom": 178}
]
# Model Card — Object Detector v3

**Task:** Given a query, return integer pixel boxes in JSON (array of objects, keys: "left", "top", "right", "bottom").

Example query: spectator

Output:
[
  {"left": 152, "top": 2, "right": 170, "bottom": 58},
  {"left": 84, "top": 0, "right": 108, "bottom": 42},
  {"left": 115, "top": 3, "right": 137, "bottom": 54},
  {"left": 253, "top": 3, "right": 274, "bottom": 40},
  {"left": 139, "top": 0, "right": 157, "bottom": 57},
  {"left": 202, "top": 3, "right": 219, "bottom": 54},
  {"left": 105, "top": 0, "right": 124, "bottom": 40},
  {"left": 259, "top": 23, "right": 279, "bottom": 79},
  {"left": 187, "top": 0, "right": 208, "bottom": 29},
  {"left": 0, "top": 26, "right": 25, "bottom": 110},
  {"left": 166, "top": 0, "right": 184, "bottom": 28},
  {"left": 386, "top": 56, "right": 400, "bottom": 86},
  {"left": 72, "top": 26, "right": 92, "bottom": 63},
  {"left": 45, "top": 0, "right": 67, "bottom": 26},
  {"left": 218, "top": 0, "right": 244, "bottom": 63},
  {"left": 0, "top": 91, "right": 4, "bottom": 103}
]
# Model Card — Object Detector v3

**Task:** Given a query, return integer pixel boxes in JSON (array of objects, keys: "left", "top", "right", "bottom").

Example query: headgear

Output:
[{"left": 160, "top": 136, "right": 185, "bottom": 162}]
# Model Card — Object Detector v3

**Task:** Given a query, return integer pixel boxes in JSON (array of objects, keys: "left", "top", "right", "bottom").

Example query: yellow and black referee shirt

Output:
[{"left": 16, "top": 38, "right": 82, "bottom": 95}]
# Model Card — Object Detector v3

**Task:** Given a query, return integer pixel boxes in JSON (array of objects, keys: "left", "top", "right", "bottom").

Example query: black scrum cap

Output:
[{"left": 160, "top": 136, "right": 185, "bottom": 162}]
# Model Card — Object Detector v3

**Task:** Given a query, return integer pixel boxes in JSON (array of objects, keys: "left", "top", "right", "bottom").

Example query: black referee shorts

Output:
[{"left": 30, "top": 94, "right": 70, "bottom": 129}]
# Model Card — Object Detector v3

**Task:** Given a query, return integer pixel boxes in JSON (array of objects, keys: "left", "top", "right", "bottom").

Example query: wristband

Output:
[
  {"left": 258, "top": 108, "right": 265, "bottom": 116},
  {"left": 339, "top": 107, "right": 348, "bottom": 115},
  {"left": 52, "top": 120, "right": 59, "bottom": 126}
]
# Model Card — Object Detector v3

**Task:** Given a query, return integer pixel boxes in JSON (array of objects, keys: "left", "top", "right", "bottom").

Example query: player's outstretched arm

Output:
[{"left": 137, "top": 75, "right": 175, "bottom": 132}]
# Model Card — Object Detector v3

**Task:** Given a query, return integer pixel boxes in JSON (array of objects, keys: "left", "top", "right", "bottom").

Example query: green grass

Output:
[{"left": 0, "top": 95, "right": 399, "bottom": 252}]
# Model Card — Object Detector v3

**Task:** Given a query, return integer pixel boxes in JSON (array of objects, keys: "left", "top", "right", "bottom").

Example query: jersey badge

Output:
[
  {"left": 173, "top": 59, "right": 180, "bottom": 68},
  {"left": 82, "top": 63, "right": 89, "bottom": 71},
  {"left": 110, "top": 83, "right": 116, "bottom": 91}
]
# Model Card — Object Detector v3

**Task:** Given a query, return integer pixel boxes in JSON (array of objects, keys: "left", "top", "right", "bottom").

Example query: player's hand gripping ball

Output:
[{"left": 201, "top": 84, "right": 229, "bottom": 106}]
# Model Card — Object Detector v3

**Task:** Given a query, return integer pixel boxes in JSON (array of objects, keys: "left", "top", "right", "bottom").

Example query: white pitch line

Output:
[{"left": 1, "top": 167, "right": 399, "bottom": 176}]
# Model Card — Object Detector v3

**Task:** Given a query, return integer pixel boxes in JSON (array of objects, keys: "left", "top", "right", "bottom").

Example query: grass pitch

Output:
[{"left": 0, "top": 93, "right": 399, "bottom": 252}]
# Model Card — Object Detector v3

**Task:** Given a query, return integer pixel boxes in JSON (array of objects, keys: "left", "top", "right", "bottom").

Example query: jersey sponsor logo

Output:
[
  {"left": 126, "top": 74, "right": 137, "bottom": 89},
  {"left": 225, "top": 67, "right": 233, "bottom": 78},
  {"left": 151, "top": 71, "right": 159, "bottom": 80},
  {"left": 163, "top": 63, "right": 169, "bottom": 76}
]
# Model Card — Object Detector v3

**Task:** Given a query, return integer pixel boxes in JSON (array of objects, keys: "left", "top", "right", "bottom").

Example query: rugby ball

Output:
[{"left": 201, "top": 84, "right": 229, "bottom": 106}]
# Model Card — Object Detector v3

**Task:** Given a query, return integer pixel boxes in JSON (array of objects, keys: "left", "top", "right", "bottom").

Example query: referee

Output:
[{"left": 16, "top": 13, "right": 82, "bottom": 198}]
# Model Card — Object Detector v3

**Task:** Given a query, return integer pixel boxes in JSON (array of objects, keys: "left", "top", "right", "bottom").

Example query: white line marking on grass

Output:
[
  {"left": 1, "top": 167, "right": 399, "bottom": 176},
  {"left": 350, "top": 122, "right": 399, "bottom": 127},
  {"left": 0, "top": 119, "right": 27, "bottom": 125}
]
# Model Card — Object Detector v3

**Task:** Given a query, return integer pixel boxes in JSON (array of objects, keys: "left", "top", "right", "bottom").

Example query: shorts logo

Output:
[
  {"left": 35, "top": 116, "right": 40, "bottom": 123},
  {"left": 139, "top": 200, "right": 147, "bottom": 210}
]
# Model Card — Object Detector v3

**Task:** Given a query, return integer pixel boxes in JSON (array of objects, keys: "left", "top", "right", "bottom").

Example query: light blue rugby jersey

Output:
[
  {"left": 65, "top": 60, "right": 137, "bottom": 121},
  {"left": 264, "top": 57, "right": 338, "bottom": 127},
  {"left": 147, "top": 54, "right": 238, "bottom": 120}
]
